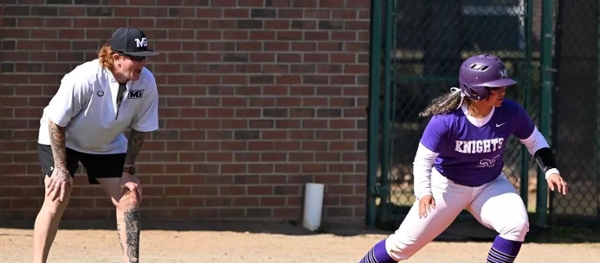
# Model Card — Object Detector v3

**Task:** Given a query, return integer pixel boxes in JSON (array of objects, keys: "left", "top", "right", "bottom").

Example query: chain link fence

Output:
[
  {"left": 368, "top": 0, "right": 547, "bottom": 227},
  {"left": 551, "top": 0, "right": 600, "bottom": 225}
]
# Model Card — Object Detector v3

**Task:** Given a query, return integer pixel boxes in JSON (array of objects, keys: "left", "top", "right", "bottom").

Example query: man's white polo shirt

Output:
[{"left": 38, "top": 59, "right": 159, "bottom": 154}]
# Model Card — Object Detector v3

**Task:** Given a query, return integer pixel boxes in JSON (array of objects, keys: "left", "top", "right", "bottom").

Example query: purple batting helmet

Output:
[{"left": 459, "top": 54, "right": 517, "bottom": 101}]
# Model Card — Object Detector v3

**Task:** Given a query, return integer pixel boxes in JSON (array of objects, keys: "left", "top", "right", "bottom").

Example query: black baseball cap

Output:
[{"left": 110, "top": 27, "right": 159, "bottom": 57}]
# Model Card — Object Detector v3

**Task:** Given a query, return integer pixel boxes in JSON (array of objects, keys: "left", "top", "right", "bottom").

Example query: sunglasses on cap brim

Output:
[{"left": 116, "top": 52, "right": 146, "bottom": 62}]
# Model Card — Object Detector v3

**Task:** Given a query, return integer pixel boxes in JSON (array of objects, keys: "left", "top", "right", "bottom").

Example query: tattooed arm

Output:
[
  {"left": 46, "top": 120, "right": 73, "bottom": 202},
  {"left": 49, "top": 121, "right": 68, "bottom": 171},
  {"left": 124, "top": 129, "right": 147, "bottom": 167},
  {"left": 126, "top": 80, "right": 158, "bottom": 168}
]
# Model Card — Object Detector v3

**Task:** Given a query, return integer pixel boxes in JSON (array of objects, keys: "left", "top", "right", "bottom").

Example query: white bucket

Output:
[{"left": 302, "top": 183, "right": 325, "bottom": 231}]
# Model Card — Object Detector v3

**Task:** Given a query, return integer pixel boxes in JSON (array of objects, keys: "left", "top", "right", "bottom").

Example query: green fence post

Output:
[
  {"left": 389, "top": 0, "right": 398, "bottom": 141},
  {"left": 537, "top": 0, "right": 555, "bottom": 228},
  {"left": 366, "top": 0, "right": 383, "bottom": 228},
  {"left": 596, "top": 0, "right": 600, "bottom": 220},
  {"left": 378, "top": 0, "right": 395, "bottom": 220},
  {"left": 520, "top": 0, "right": 534, "bottom": 209}
]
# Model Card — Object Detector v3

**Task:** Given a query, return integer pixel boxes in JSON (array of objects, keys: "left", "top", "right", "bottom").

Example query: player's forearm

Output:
[
  {"left": 534, "top": 147, "right": 560, "bottom": 179},
  {"left": 124, "top": 129, "right": 147, "bottom": 166},
  {"left": 413, "top": 143, "right": 439, "bottom": 199},
  {"left": 518, "top": 127, "right": 559, "bottom": 179},
  {"left": 48, "top": 120, "right": 68, "bottom": 170}
]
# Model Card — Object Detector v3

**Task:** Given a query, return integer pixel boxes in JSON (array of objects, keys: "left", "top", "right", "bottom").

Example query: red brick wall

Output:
[{"left": 0, "top": 0, "right": 371, "bottom": 222}]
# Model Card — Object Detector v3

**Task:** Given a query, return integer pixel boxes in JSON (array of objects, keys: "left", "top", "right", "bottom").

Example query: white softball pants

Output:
[{"left": 385, "top": 168, "right": 529, "bottom": 261}]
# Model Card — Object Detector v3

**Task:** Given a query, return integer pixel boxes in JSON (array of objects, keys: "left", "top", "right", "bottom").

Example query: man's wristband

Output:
[{"left": 123, "top": 166, "right": 136, "bottom": 175}]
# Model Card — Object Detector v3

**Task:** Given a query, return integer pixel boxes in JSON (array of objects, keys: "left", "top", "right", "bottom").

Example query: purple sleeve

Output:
[
  {"left": 420, "top": 115, "right": 448, "bottom": 153},
  {"left": 512, "top": 103, "right": 536, "bottom": 140}
]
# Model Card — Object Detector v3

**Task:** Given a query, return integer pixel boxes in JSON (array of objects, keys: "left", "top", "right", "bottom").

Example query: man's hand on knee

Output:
[
  {"left": 119, "top": 188, "right": 140, "bottom": 209},
  {"left": 47, "top": 168, "right": 73, "bottom": 203},
  {"left": 120, "top": 172, "right": 142, "bottom": 205}
]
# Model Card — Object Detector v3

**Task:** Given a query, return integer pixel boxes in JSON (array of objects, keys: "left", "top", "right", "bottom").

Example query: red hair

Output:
[{"left": 98, "top": 43, "right": 116, "bottom": 71}]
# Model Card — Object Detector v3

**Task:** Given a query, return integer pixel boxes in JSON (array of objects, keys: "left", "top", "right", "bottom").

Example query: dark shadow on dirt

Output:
[
  {"left": 375, "top": 213, "right": 600, "bottom": 244},
  {"left": 1, "top": 212, "right": 598, "bottom": 243},
  {"left": 2, "top": 216, "right": 598, "bottom": 244}
]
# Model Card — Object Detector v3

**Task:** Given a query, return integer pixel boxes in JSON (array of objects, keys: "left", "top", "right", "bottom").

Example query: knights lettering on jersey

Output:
[{"left": 454, "top": 138, "right": 504, "bottom": 154}]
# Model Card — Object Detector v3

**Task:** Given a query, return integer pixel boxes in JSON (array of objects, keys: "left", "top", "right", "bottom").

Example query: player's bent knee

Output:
[
  {"left": 41, "top": 191, "right": 71, "bottom": 215},
  {"left": 42, "top": 197, "right": 71, "bottom": 214},
  {"left": 385, "top": 233, "right": 420, "bottom": 260},
  {"left": 499, "top": 219, "right": 529, "bottom": 242},
  {"left": 42, "top": 184, "right": 72, "bottom": 206}
]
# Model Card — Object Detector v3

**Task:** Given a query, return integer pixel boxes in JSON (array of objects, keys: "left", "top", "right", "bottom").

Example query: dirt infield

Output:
[{"left": 1, "top": 221, "right": 599, "bottom": 263}]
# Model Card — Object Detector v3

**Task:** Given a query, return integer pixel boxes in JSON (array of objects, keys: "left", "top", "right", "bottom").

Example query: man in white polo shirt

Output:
[{"left": 34, "top": 27, "right": 159, "bottom": 263}]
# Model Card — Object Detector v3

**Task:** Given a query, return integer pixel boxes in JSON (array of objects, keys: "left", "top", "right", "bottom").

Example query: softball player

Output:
[
  {"left": 33, "top": 27, "right": 159, "bottom": 263},
  {"left": 358, "top": 54, "right": 568, "bottom": 263}
]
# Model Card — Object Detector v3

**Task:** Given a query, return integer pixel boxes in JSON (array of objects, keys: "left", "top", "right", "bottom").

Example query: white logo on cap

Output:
[{"left": 135, "top": 37, "right": 148, "bottom": 48}]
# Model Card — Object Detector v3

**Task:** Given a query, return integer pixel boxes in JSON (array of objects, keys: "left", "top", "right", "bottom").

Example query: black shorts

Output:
[{"left": 38, "top": 144, "right": 126, "bottom": 184}]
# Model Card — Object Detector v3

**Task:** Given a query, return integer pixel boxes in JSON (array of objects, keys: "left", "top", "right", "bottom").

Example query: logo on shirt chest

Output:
[{"left": 455, "top": 138, "right": 505, "bottom": 154}]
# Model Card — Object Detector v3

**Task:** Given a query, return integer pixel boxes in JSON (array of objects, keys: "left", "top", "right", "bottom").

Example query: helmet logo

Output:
[{"left": 498, "top": 68, "right": 508, "bottom": 78}]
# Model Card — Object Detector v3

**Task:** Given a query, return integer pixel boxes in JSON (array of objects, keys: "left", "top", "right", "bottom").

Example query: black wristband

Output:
[{"left": 533, "top": 147, "right": 556, "bottom": 172}]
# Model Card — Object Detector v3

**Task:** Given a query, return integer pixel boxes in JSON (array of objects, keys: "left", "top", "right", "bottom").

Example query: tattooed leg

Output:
[
  {"left": 116, "top": 189, "right": 141, "bottom": 263},
  {"left": 106, "top": 129, "right": 146, "bottom": 263}
]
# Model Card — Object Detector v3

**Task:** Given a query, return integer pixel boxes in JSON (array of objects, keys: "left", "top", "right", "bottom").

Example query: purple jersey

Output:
[{"left": 419, "top": 99, "right": 535, "bottom": 186}]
